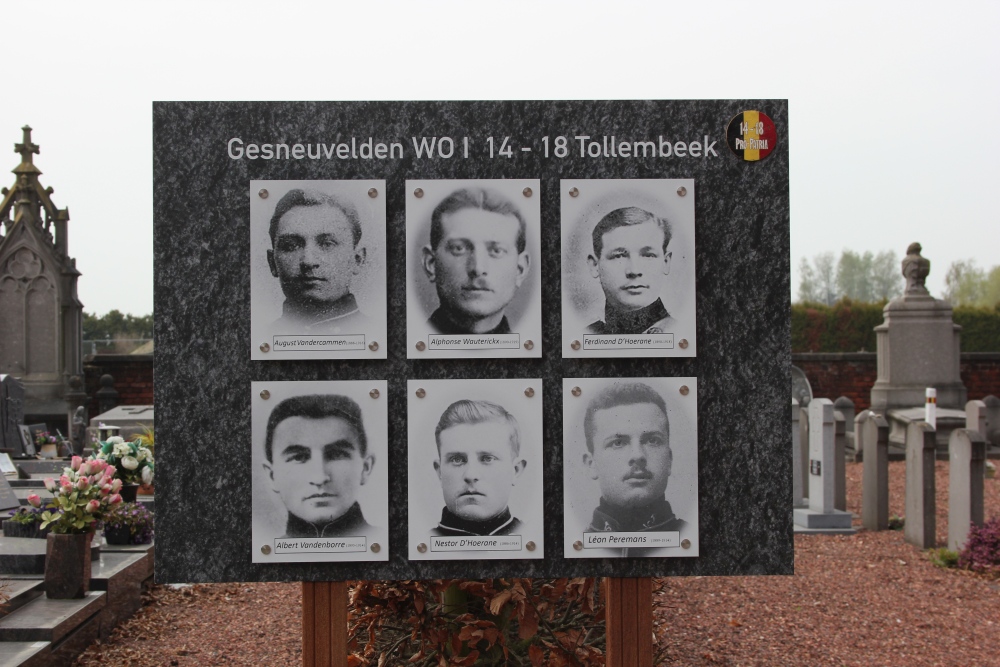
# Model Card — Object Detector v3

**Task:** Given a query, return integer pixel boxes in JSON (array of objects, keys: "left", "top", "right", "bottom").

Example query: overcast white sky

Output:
[{"left": 1, "top": 1, "right": 996, "bottom": 316}]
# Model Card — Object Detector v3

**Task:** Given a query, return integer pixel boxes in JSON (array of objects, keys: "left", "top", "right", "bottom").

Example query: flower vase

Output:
[
  {"left": 104, "top": 524, "right": 132, "bottom": 545},
  {"left": 44, "top": 533, "right": 92, "bottom": 599},
  {"left": 119, "top": 484, "right": 140, "bottom": 503}
]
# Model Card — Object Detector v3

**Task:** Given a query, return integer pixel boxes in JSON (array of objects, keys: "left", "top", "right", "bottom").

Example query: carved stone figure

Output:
[{"left": 901, "top": 242, "right": 930, "bottom": 295}]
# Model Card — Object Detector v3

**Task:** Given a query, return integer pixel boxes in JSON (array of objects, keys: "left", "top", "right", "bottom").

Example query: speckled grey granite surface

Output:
[{"left": 153, "top": 101, "right": 791, "bottom": 582}]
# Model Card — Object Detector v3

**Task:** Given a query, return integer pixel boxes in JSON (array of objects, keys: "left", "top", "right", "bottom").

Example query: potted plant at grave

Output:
[
  {"left": 38, "top": 457, "right": 123, "bottom": 599},
  {"left": 102, "top": 502, "right": 154, "bottom": 545},
  {"left": 2, "top": 501, "right": 49, "bottom": 539},
  {"left": 34, "top": 430, "right": 59, "bottom": 458},
  {"left": 90, "top": 436, "right": 154, "bottom": 503},
  {"left": 133, "top": 427, "right": 155, "bottom": 496}
]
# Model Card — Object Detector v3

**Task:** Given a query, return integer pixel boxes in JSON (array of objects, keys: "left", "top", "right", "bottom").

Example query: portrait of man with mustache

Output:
[
  {"left": 582, "top": 381, "right": 686, "bottom": 540},
  {"left": 421, "top": 187, "right": 530, "bottom": 335}
]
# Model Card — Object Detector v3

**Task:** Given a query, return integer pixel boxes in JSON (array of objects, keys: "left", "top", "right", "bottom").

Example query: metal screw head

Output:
[
  {"left": 573, "top": 540, "right": 583, "bottom": 551},
  {"left": 416, "top": 388, "right": 426, "bottom": 398},
  {"left": 569, "top": 187, "right": 579, "bottom": 197},
  {"left": 525, "top": 541, "right": 536, "bottom": 551},
  {"left": 678, "top": 339, "right": 689, "bottom": 349},
  {"left": 370, "top": 542, "right": 381, "bottom": 553},
  {"left": 415, "top": 341, "right": 426, "bottom": 351},
  {"left": 677, "top": 186, "right": 687, "bottom": 197},
  {"left": 681, "top": 538, "right": 691, "bottom": 549},
  {"left": 524, "top": 387, "right": 535, "bottom": 398},
  {"left": 368, "top": 341, "right": 379, "bottom": 352},
  {"left": 417, "top": 543, "right": 427, "bottom": 553},
  {"left": 571, "top": 386, "right": 582, "bottom": 397},
  {"left": 680, "top": 385, "right": 690, "bottom": 396},
  {"left": 571, "top": 340, "right": 581, "bottom": 351},
  {"left": 523, "top": 340, "right": 534, "bottom": 350},
  {"left": 259, "top": 342, "right": 270, "bottom": 353},
  {"left": 414, "top": 188, "right": 424, "bottom": 198},
  {"left": 369, "top": 389, "right": 380, "bottom": 399},
  {"left": 522, "top": 187, "right": 533, "bottom": 198},
  {"left": 261, "top": 545, "right": 271, "bottom": 555},
  {"left": 368, "top": 188, "right": 378, "bottom": 198},
  {"left": 258, "top": 188, "right": 269, "bottom": 199},
  {"left": 260, "top": 389, "right": 271, "bottom": 400}
]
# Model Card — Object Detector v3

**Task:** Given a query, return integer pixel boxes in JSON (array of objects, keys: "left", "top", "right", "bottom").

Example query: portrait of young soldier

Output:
[
  {"left": 421, "top": 187, "right": 530, "bottom": 335},
  {"left": 582, "top": 381, "right": 686, "bottom": 534},
  {"left": 586, "top": 207, "right": 674, "bottom": 335},
  {"left": 263, "top": 393, "right": 375, "bottom": 538},
  {"left": 267, "top": 188, "right": 372, "bottom": 333},
  {"left": 431, "top": 399, "right": 527, "bottom": 536}
]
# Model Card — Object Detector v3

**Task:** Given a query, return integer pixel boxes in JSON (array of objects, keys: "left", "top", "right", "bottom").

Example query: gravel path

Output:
[{"left": 74, "top": 462, "right": 1000, "bottom": 666}]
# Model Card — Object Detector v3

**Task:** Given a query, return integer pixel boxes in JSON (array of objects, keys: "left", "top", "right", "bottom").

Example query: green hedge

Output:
[{"left": 791, "top": 300, "right": 1000, "bottom": 352}]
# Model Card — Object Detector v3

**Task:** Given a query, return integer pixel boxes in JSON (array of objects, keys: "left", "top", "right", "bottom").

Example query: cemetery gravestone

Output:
[
  {"left": 0, "top": 375, "right": 25, "bottom": 455},
  {"left": 0, "top": 473, "right": 23, "bottom": 514},
  {"left": 947, "top": 428, "right": 985, "bottom": 552},
  {"left": 833, "top": 410, "right": 846, "bottom": 511},
  {"left": 858, "top": 410, "right": 889, "bottom": 531},
  {"left": 791, "top": 399, "right": 805, "bottom": 508},
  {"left": 793, "top": 398, "right": 853, "bottom": 532},
  {"left": 965, "top": 400, "right": 986, "bottom": 437},
  {"left": 904, "top": 421, "right": 936, "bottom": 549}
]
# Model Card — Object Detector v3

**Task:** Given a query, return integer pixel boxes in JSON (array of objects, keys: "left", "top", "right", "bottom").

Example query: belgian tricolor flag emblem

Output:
[{"left": 726, "top": 111, "right": 777, "bottom": 161}]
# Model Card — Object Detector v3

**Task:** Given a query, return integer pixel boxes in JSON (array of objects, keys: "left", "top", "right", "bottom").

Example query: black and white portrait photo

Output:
[
  {"left": 561, "top": 179, "right": 696, "bottom": 358},
  {"left": 251, "top": 381, "right": 388, "bottom": 563},
  {"left": 406, "top": 180, "right": 542, "bottom": 359},
  {"left": 563, "top": 377, "right": 698, "bottom": 558},
  {"left": 250, "top": 180, "right": 387, "bottom": 360},
  {"left": 407, "top": 379, "right": 544, "bottom": 560}
]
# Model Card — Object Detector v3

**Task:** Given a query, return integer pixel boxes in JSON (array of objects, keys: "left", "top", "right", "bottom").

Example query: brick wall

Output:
[
  {"left": 83, "top": 354, "right": 154, "bottom": 418},
  {"left": 78, "top": 352, "right": 998, "bottom": 418},
  {"left": 793, "top": 352, "right": 1000, "bottom": 411}
]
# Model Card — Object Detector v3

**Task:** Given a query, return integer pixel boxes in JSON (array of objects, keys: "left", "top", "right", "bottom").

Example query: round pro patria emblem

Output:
[{"left": 726, "top": 110, "right": 777, "bottom": 161}]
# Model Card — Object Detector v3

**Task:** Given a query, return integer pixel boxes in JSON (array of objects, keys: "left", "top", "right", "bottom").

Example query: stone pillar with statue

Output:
[{"left": 869, "top": 243, "right": 968, "bottom": 453}]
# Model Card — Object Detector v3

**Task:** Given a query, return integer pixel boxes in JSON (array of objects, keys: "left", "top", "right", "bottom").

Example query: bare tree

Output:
[
  {"left": 798, "top": 252, "right": 838, "bottom": 305},
  {"left": 798, "top": 250, "right": 902, "bottom": 304}
]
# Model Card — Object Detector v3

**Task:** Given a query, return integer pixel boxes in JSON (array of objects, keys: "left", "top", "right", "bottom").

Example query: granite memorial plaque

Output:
[{"left": 154, "top": 100, "right": 791, "bottom": 583}]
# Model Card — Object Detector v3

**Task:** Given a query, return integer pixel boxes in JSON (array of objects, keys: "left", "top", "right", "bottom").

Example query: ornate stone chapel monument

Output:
[{"left": 0, "top": 126, "right": 86, "bottom": 431}]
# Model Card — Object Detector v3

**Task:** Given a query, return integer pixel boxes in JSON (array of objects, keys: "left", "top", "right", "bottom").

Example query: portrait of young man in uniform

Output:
[
  {"left": 407, "top": 378, "right": 544, "bottom": 560},
  {"left": 581, "top": 381, "right": 687, "bottom": 536},
  {"left": 430, "top": 399, "right": 526, "bottom": 537},
  {"left": 267, "top": 188, "right": 372, "bottom": 334},
  {"left": 421, "top": 187, "right": 530, "bottom": 335},
  {"left": 560, "top": 179, "right": 696, "bottom": 358},
  {"left": 262, "top": 393, "right": 375, "bottom": 539},
  {"left": 586, "top": 207, "right": 673, "bottom": 335}
]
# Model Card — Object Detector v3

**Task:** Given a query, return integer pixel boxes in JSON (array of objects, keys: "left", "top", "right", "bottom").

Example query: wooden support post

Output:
[
  {"left": 605, "top": 577, "right": 653, "bottom": 667},
  {"left": 302, "top": 582, "right": 349, "bottom": 667}
]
